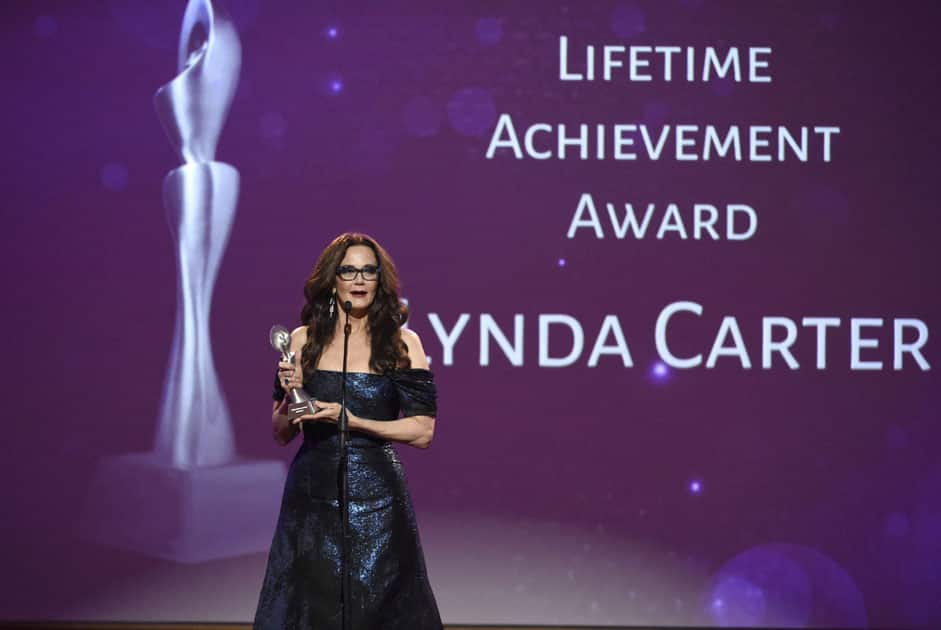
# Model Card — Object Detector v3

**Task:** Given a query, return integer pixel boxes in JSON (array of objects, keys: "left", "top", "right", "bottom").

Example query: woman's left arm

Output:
[
  {"left": 352, "top": 413, "right": 435, "bottom": 449},
  {"left": 295, "top": 405, "right": 435, "bottom": 448}
]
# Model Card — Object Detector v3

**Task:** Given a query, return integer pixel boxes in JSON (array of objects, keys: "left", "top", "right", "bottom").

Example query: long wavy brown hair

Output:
[{"left": 299, "top": 233, "right": 410, "bottom": 375}]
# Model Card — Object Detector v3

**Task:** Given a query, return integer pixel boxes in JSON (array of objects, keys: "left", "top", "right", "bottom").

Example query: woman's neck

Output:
[{"left": 338, "top": 311, "right": 368, "bottom": 336}]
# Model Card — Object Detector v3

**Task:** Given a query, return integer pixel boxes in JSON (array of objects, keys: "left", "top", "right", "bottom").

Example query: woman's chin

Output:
[{"left": 345, "top": 298, "right": 373, "bottom": 314}]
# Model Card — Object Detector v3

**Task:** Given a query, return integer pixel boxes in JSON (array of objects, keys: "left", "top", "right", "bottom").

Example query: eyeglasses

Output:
[{"left": 336, "top": 264, "right": 380, "bottom": 281}]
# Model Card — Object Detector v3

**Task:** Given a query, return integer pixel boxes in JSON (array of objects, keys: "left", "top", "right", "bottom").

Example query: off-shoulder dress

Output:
[{"left": 253, "top": 368, "right": 443, "bottom": 630}]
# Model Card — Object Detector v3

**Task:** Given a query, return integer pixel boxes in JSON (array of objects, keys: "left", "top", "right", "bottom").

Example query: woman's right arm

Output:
[
  {"left": 270, "top": 325, "right": 309, "bottom": 445},
  {"left": 272, "top": 399, "right": 300, "bottom": 445}
]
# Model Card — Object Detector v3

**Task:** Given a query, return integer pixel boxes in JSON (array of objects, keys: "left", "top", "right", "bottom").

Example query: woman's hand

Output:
[
  {"left": 292, "top": 401, "right": 349, "bottom": 427},
  {"left": 278, "top": 359, "right": 302, "bottom": 391}
]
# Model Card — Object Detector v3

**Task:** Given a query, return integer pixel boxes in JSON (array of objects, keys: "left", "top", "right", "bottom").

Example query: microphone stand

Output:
[{"left": 338, "top": 300, "right": 353, "bottom": 630}]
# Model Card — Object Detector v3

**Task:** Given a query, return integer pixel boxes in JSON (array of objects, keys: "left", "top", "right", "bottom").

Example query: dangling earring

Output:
[{"left": 328, "top": 290, "right": 336, "bottom": 318}]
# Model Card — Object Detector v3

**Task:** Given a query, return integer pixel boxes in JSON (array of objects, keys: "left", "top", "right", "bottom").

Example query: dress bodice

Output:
[{"left": 273, "top": 368, "right": 437, "bottom": 449}]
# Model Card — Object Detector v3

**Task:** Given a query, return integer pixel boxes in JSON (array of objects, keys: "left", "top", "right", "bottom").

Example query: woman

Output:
[{"left": 253, "top": 233, "right": 443, "bottom": 630}]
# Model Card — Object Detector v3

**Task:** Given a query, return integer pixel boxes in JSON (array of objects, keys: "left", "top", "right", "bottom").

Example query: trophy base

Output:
[
  {"left": 288, "top": 398, "right": 318, "bottom": 420},
  {"left": 78, "top": 452, "right": 287, "bottom": 564}
]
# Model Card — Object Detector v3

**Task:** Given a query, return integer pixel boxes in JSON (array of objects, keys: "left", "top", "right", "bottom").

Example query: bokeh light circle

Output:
[
  {"left": 34, "top": 15, "right": 58, "bottom": 39},
  {"left": 705, "top": 543, "right": 867, "bottom": 627},
  {"left": 610, "top": 3, "right": 646, "bottom": 40},
  {"left": 446, "top": 87, "right": 497, "bottom": 137},
  {"left": 476, "top": 18, "right": 504, "bottom": 46},
  {"left": 101, "top": 162, "right": 129, "bottom": 192}
]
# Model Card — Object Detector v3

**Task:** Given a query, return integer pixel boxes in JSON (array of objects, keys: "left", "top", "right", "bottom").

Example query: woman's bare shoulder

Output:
[
  {"left": 290, "top": 325, "right": 309, "bottom": 351},
  {"left": 401, "top": 327, "right": 429, "bottom": 369}
]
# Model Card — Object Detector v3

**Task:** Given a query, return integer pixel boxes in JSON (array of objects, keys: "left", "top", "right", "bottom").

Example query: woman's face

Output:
[{"left": 335, "top": 244, "right": 380, "bottom": 314}]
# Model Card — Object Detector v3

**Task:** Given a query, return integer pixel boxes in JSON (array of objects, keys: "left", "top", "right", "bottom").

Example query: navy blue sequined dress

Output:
[{"left": 253, "top": 369, "right": 442, "bottom": 630}]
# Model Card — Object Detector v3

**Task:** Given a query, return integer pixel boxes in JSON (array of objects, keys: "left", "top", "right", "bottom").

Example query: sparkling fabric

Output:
[{"left": 254, "top": 369, "right": 442, "bottom": 630}]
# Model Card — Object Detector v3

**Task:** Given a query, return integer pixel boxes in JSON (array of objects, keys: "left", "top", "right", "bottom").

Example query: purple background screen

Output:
[{"left": 3, "top": 1, "right": 940, "bottom": 628}]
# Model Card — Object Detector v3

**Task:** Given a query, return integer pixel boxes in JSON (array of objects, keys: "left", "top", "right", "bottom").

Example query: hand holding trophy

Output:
[{"left": 269, "top": 325, "right": 318, "bottom": 420}]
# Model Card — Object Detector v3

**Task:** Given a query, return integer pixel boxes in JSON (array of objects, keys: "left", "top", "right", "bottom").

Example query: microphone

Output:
[
  {"left": 338, "top": 299, "right": 353, "bottom": 629},
  {"left": 343, "top": 300, "right": 352, "bottom": 335}
]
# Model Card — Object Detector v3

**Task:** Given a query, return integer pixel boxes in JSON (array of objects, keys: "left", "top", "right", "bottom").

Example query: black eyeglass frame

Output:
[{"left": 335, "top": 265, "right": 381, "bottom": 281}]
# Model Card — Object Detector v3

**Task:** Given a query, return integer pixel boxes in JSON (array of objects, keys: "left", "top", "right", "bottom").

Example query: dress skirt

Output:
[{"left": 253, "top": 369, "right": 443, "bottom": 630}]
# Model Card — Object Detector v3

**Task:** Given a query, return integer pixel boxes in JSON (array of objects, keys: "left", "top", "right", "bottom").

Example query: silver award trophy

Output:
[
  {"left": 270, "top": 324, "right": 318, "bottom": 419},
  {"left": 79, "top": 0, "right": 286, "bottom": 563}
]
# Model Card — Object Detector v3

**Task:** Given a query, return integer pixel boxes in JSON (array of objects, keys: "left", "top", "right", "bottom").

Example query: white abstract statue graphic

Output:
[
  {"left": 79, "top": 0, "right": 286, "bottom": 564},
  {"left": 153, "top": 0, "right": 241, "bottom": 467}
]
